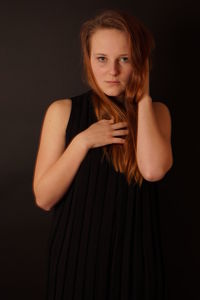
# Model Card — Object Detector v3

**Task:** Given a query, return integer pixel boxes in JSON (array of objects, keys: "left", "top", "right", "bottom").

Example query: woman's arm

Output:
[
  {"left": 32, "top": 100, "right": 89, "bottom": 211},
  {"left": 136, "top": 96, "right": 173, "bottom": 181},
  {"left": 136, "top": 59, "right": 173, "bottom": 181},
  {"left": 32, "top": 98, "right": 129, "bottom": 211}
]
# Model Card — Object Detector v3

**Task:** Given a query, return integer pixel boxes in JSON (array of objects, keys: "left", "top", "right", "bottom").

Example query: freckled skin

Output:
[{"left": 90, "top": 29, "right": 134, "bottom": 102}]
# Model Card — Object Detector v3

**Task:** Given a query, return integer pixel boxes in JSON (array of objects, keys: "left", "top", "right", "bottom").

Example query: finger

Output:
[
  {"left": 112, "top": 129, "right": 129, "bottom": 136},
  {"left": 111, "top": 121, "right": 128, "bottom": 129},
  {"left": 112, "top": 137, "right": 126, "bottom": 144}
]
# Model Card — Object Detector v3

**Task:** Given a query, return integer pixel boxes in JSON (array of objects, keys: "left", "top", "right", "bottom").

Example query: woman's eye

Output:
[
  {"left": 97, "top": 57, "right": 106, "bottom": 62},
  {"left": 120, "top": 57, "right": 128, "bottom": 62},
  {"left": 96, "top": 56, "right": 129, "bottom": 63}
]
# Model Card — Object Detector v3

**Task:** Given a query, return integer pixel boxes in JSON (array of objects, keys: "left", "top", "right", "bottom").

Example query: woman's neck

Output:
[{"left": 107, "top": 94, "right": 125, "bottom": 107}]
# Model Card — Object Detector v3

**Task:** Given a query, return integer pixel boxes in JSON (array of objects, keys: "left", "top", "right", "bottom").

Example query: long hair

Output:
[{"left": 80, "top": 9, "right": 155, "bottom": 187}]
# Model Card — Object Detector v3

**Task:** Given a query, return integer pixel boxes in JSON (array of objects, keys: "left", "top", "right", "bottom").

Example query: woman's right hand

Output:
[{"left": 79, "top": 117, "right": 129, "bottom": 149}]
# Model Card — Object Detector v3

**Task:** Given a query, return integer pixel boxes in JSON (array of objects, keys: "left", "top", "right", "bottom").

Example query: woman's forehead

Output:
[{"left": 90, "top": 29, "right": 130, "bottom": 53}]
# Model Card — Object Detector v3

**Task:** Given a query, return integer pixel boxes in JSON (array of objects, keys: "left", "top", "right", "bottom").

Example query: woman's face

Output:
[{"left": 90, "top": 28, "right": 134, "bottom": 100}]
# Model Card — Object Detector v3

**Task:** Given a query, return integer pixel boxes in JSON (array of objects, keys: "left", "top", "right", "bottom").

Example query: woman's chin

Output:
[
  {"left": 103, "top": 90, "right": 124, "bottom": 98},
  {"left": 104, "top": 92, "right": 125, "bottom": 104}
]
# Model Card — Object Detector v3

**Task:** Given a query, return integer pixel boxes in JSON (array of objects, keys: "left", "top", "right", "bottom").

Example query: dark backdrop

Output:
[{"left": 0, "top": 0, "right": 199, "bottom": 299}]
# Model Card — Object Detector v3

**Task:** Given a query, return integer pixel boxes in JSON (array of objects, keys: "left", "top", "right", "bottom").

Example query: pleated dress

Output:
[{"left": 46, "top": 89, "right": 167, "bottom": 300}]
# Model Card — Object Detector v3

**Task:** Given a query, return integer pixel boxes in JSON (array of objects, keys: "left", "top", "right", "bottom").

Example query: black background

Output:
[{"left": 0, "top": 0, "right": 199, "bottom": 299}]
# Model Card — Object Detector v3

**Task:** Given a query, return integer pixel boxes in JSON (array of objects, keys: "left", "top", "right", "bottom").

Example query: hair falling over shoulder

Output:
[{"left": 80, "top": 9, "right": 156, "bottom": 188}]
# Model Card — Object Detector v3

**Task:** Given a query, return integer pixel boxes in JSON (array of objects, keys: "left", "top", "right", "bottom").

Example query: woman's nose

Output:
[{"left": 109, "top": 61, "right": 120, "bottom": 75}]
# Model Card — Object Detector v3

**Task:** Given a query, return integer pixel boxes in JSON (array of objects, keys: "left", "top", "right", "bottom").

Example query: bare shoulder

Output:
[
  {"left": 152, "top": 101, "right": 172, "bottom": 141},
  {"left": 47, "top": 98, "right": 72, "bottom": 118},
  {"left": 153, "top": 101, "right": 170, "bottom": 113},
  {"left": 45, "top": 98, "right": 72, "bottom": 132},
  {"left": 33, "top": 98, "right": 72, "bottom": 188}
]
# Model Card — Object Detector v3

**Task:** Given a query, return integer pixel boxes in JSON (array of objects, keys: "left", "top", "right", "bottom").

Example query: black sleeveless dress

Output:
[{"left": 46, "top": 89, "right": 167, "bottom": 300}]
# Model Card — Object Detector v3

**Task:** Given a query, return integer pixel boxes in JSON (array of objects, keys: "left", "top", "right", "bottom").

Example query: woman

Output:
[{"left": 33, "top": 9, "right": 173, "bottom": 300}]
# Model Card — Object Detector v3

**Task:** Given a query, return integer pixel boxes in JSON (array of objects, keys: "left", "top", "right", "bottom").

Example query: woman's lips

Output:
[{"left": 106, "top": 81, "right": 120, "bottom": 84}]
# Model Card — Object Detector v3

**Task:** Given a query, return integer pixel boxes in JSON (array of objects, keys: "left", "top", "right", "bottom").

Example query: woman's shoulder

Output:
[
  {"left": 45, "top": 89, "right": 92, "bottom": 126},
  {"left": 152, "top": 100, "right": 170, "bottom": 113},
  {"left": 48, "top": 98, "right": 72, "bottom": 116},
  {"left": 49, "top": 98, "right": 72, "bottom": 107},
  {"left": 152, "top": 100, "right": 172, "bottom": 142},
  {"left": 152, "top": 100, "right": 171, "bottom": 123},
  {"left": 43, "top": 98, "right": 72, "bottom": 135}
]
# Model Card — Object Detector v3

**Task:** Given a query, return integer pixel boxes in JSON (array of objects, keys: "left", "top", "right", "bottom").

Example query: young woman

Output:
[{"left": 33, "top": 9, "right": 173, "bottom": 300}]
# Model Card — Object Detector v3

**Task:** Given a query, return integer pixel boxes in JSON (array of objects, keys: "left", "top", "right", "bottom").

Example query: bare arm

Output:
[
  {"left": 32, "top": 99, "right": 89, "bottom": 211},
  {"left": 32, "top": 98, "right": 129, "bottom": 211},
  {"left": 136, "top": 59, "right": 173, "bottom": 181},
  {"left": 33, "top": 135, "right": 88, "bottom": 211},
  {"left": 137, "top": 96, "right": 173, "bottom": 181}
]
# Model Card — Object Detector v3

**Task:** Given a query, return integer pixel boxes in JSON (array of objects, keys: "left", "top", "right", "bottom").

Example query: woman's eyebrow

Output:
[{"left": 94, "top": 53, "right": 129, "bottom": 56}]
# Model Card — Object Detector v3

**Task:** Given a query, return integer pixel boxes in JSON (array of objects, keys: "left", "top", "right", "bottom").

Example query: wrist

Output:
[
  {"left": 138, "top": 94, "right": 152, "bottom": 105},
  {"left": 75, "top": 132, "right": 91, "bottom": 152}
]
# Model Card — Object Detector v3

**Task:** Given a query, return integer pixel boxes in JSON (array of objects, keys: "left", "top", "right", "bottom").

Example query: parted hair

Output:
[{"left": 80, "top": 9, "right": 155, "bottom": 187}]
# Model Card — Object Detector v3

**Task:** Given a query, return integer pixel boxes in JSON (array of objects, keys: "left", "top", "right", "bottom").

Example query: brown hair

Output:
[{"left": 80, "top": 9, "right": 155, "bottom": 187}]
